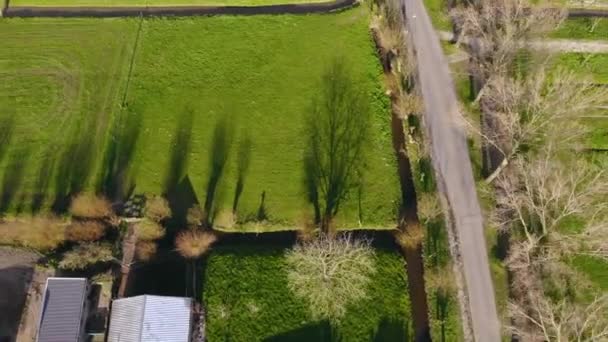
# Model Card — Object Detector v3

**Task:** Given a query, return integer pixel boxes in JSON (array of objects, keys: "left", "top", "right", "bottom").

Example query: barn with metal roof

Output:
[
  {"left": 36, "top": 277, "right": 89, "bottom": 342},
  {"left": 107, "top": 295, "right": 192, "bottom": 342}
]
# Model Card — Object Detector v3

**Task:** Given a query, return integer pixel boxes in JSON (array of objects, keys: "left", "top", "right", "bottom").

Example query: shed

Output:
[
  {"left": 107, "top": 295, "right": 192, "bottom": 342},
  {"left": 36, "top": 277, "right": 89, "bottom": 342}
]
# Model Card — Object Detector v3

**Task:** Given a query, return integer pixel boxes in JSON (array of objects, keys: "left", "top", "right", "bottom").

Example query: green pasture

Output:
[
  {"left": 0, "top": 8, "right": 400, "bottom": 229},
  {"left": 202, "top": 242, "right": 412, "bottom": 341}
]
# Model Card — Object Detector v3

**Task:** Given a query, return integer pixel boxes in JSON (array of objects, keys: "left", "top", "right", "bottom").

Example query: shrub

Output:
[
  {"left": 69, "top": 193, "right": 113, "bottom": 219},
  {"left": 65, "top": 221, "right": 106, "bottom": 242},
  {"left": 136, "top": 241, "right": 157, "bottom": 261},
  {"left": 134, "top": 219, "right": 165, "bottom": 241},
  {"left": 59, "top": 243, "right": 114, "bottom": 270},
  {"left": 0, "top": 217, "right": 67, "bottom": 251},
  {"left": 145, "top": 196, "right": 171, "bottom": 222},
  {"left": 176, "top": 230, "right": 217, "bottom": 259},
  {"left": 186, "top": 205, "right": 204, "bottom": 228}
]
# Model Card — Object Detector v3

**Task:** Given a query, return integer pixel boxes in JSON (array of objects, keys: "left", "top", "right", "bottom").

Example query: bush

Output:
[
  {"left": 65, "top": 221, "right": 106, "bottom": 242},
  {"left": 145, "top": 196, "right": 171, "bottom": 222},
  {"left": 0, "top": 217, "right": 67, "bottom": 251},
  {"left": 134, "top": 219, "right": 165, "bottom": 241},
  {"left": 136, "top": 241, "right": 157, "bottom": 261},
  {"left": 70, "top": 193, "right": 113, "bottom": 219},
  {"left": 203, "top": 243, "right": 411, "bottom": 341},
  {"left": 59, "top": 243, "right": 114, "bottom": 270},
  {"left": 176, "top": 230, "right": 217, "bottom": 259}
]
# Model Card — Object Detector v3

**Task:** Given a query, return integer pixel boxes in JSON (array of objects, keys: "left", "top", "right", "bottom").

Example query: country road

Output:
[{"left": 401, "top": 0, "right": 501, "bottom": 341}]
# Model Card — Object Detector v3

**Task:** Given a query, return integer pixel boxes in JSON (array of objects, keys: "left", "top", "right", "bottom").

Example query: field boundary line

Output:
[{"left": 3, "top": 0, "right": 355, "bottom": 17}]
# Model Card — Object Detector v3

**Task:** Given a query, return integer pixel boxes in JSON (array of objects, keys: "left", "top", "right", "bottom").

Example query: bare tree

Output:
[
  {"left": 508, "top": 289, "right": 608, "bottom": 341},
  {"left": 303, "top": 59, "right": 370, "bottom": 232},
  {"left": 453, "top": 0, "right": 565, "bottom": 175},
  {"left": 463, "top": 70, "right": 608, "bottom": 182},
  {"left": 285, "top": 233, "right": 376, "bottom": 325}
]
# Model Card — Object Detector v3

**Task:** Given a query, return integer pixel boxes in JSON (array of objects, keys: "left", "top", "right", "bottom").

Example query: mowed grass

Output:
[
  {"left": 0, "top": 18, "right": 137, "bottom": 212},
  {"left": 10, "top": 0, "right": 326, "bottom": 7},
  {"left": 127, "top": 10, "right": 399, "bottom": 229},
  {"left": 1, "top": 8, "right": 400, "bottom": 229}
]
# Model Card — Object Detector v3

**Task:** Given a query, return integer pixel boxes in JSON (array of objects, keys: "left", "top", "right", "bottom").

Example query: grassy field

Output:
[
  {"left": 1, "top": 8, "right": 400, "bottom": 229},
  {"left": 9, "top": 0, "right": 326, "bottom": 7},
  {"left": 203, "top": 242, "right": 412, "bottom": 341},
  {"left": 552, "top": 17, "right": 608, "bottom": 40},
  {"left": 0, "top": 19, "right": 137, "bottom": 213}
]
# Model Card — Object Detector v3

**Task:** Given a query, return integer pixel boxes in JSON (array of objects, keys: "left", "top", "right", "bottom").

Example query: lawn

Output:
[
  {"left": 9, "top": 0, "right": 327, "bottom": 6},
  {"left": 1, "top": 8, "right": 400, "bottom": 229},
  {"left": 423, "top": 0, "right": 451, "bottom": 31},
  {"left": 202, "top": 242, "right": 412, "bottom": 341},
  {"left": 0, "top": 18, "right": 137, "bottom": 213},
  {"left": 552, "top": 17, "right": 608, "bottom": 40}
]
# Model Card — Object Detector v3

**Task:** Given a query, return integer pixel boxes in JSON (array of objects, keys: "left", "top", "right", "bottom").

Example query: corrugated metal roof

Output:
[
  {"left": 37, "top": 277, "right": 87, "bottom": 342},
  {"left": 108, "top": 295, "right": 192, "bottom": 342}
]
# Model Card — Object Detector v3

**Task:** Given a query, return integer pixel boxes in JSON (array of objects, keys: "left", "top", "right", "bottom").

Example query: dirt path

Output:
[{"left": 438, "top": 30, "right": 608, "bottom": 54}]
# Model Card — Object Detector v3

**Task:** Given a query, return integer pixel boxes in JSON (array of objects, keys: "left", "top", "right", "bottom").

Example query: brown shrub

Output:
[
  {"left": 134, "top": 219, "right": 165, "bottom": 241},
  {"left": 145, "top": 196, "right": 171, "bottom": 222},
  {"left": 175, "top": 230, "right": 217, "bottom": 259},
  {"left": 65, "top": 221, "right": 106, "bottom": 242},
  {"left": 59, "top": 243, "right": 114, "bottom": 270},
  {"left": 0, "top": 217, "right": 67, "bottom": 251},
  {"left": 394, "top": 224, "right": 424, "bottom": 251},
  {"left": 135, "top": 241, "right": 157, "bottom": 261},
  {"left": 70, "top": 193, "right": 113, "bottom": 219}
]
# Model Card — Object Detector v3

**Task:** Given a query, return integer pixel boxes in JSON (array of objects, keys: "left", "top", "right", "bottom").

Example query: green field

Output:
[
  {"left": 9, "top": 0, "right": 326, "bottom": 6},
  {"left": 203, "top": 242, "right": 412, "bottom": 341},
  {"left": 0, "top": 8, "right": 400, "bottom": 229},
  {"left": 552, "top": 18, "right": 608, "bottom": 40}
]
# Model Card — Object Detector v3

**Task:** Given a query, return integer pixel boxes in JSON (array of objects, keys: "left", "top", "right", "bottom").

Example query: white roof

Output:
[{"left": 108, "top": 295, "right": 192, "bottom": 342}]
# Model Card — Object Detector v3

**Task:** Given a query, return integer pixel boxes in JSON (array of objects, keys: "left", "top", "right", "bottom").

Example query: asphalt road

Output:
[{"left": 401, "top": 0, "right": 501, "bottom": 340}]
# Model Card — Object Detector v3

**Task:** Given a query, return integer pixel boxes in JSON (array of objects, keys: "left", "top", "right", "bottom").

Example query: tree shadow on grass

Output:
[
  {"left": 163, "top": 109, "right": 194, "bottom": 196},
  {"left": 232, "top": 132, "right": 252, "bottom": 214},
  {"left": 204, "top": 116, "right": 233, "bottom": 226},
  {"left": 0, "top": 114, "right": 15, "bottom": 165},
  {"left": 0, "top": 146, "right": 30, "bottom": 214},
  {"left": 51, "top": 119, "right": 98, "bottom": 213},
  {"left": 97, "top": 107, "right": 142, "bottom": 202},
  {"left": 163, "top": 109, "right": 196, "bottom": 229},
  {"left": 30, "top": 152, "right": 56, "bottom": 214},
  {"left": 372, "top": 317, "right": 411, "bottom": 342},
  {"left": 263, "top": 321, "right": 332, "bottom": 342}
]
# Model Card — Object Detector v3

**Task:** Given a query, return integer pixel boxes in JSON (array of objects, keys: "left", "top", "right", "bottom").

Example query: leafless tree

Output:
[
  {"left": 285, "top": 233, "right": 376, "bottom": 324},
  {"left": 461, "top": 69, "right": 608, "bottom": 183},
  {"left": 508, "top": 290, "right": 608, "bottom": 341}
]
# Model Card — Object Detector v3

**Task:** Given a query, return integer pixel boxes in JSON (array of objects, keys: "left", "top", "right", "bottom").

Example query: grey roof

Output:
[
  {"left": 108, "top": 295, "right": 192, "bottom": 342},
  {"left": 37, "top": 277, "right": 88, "bottom": 342}
]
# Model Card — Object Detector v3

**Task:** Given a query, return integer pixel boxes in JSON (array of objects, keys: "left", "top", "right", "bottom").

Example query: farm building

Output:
[
  {"left": 107, "top": 295, "right": 193, "bottom": 342},
  {"left": 36, "top": 277, "right": 90, "bottom": 342}
]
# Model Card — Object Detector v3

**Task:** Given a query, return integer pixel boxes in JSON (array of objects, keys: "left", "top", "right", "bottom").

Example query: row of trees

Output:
[{"left": 454, "top": 0, "right": 608, "bottom": 339}]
